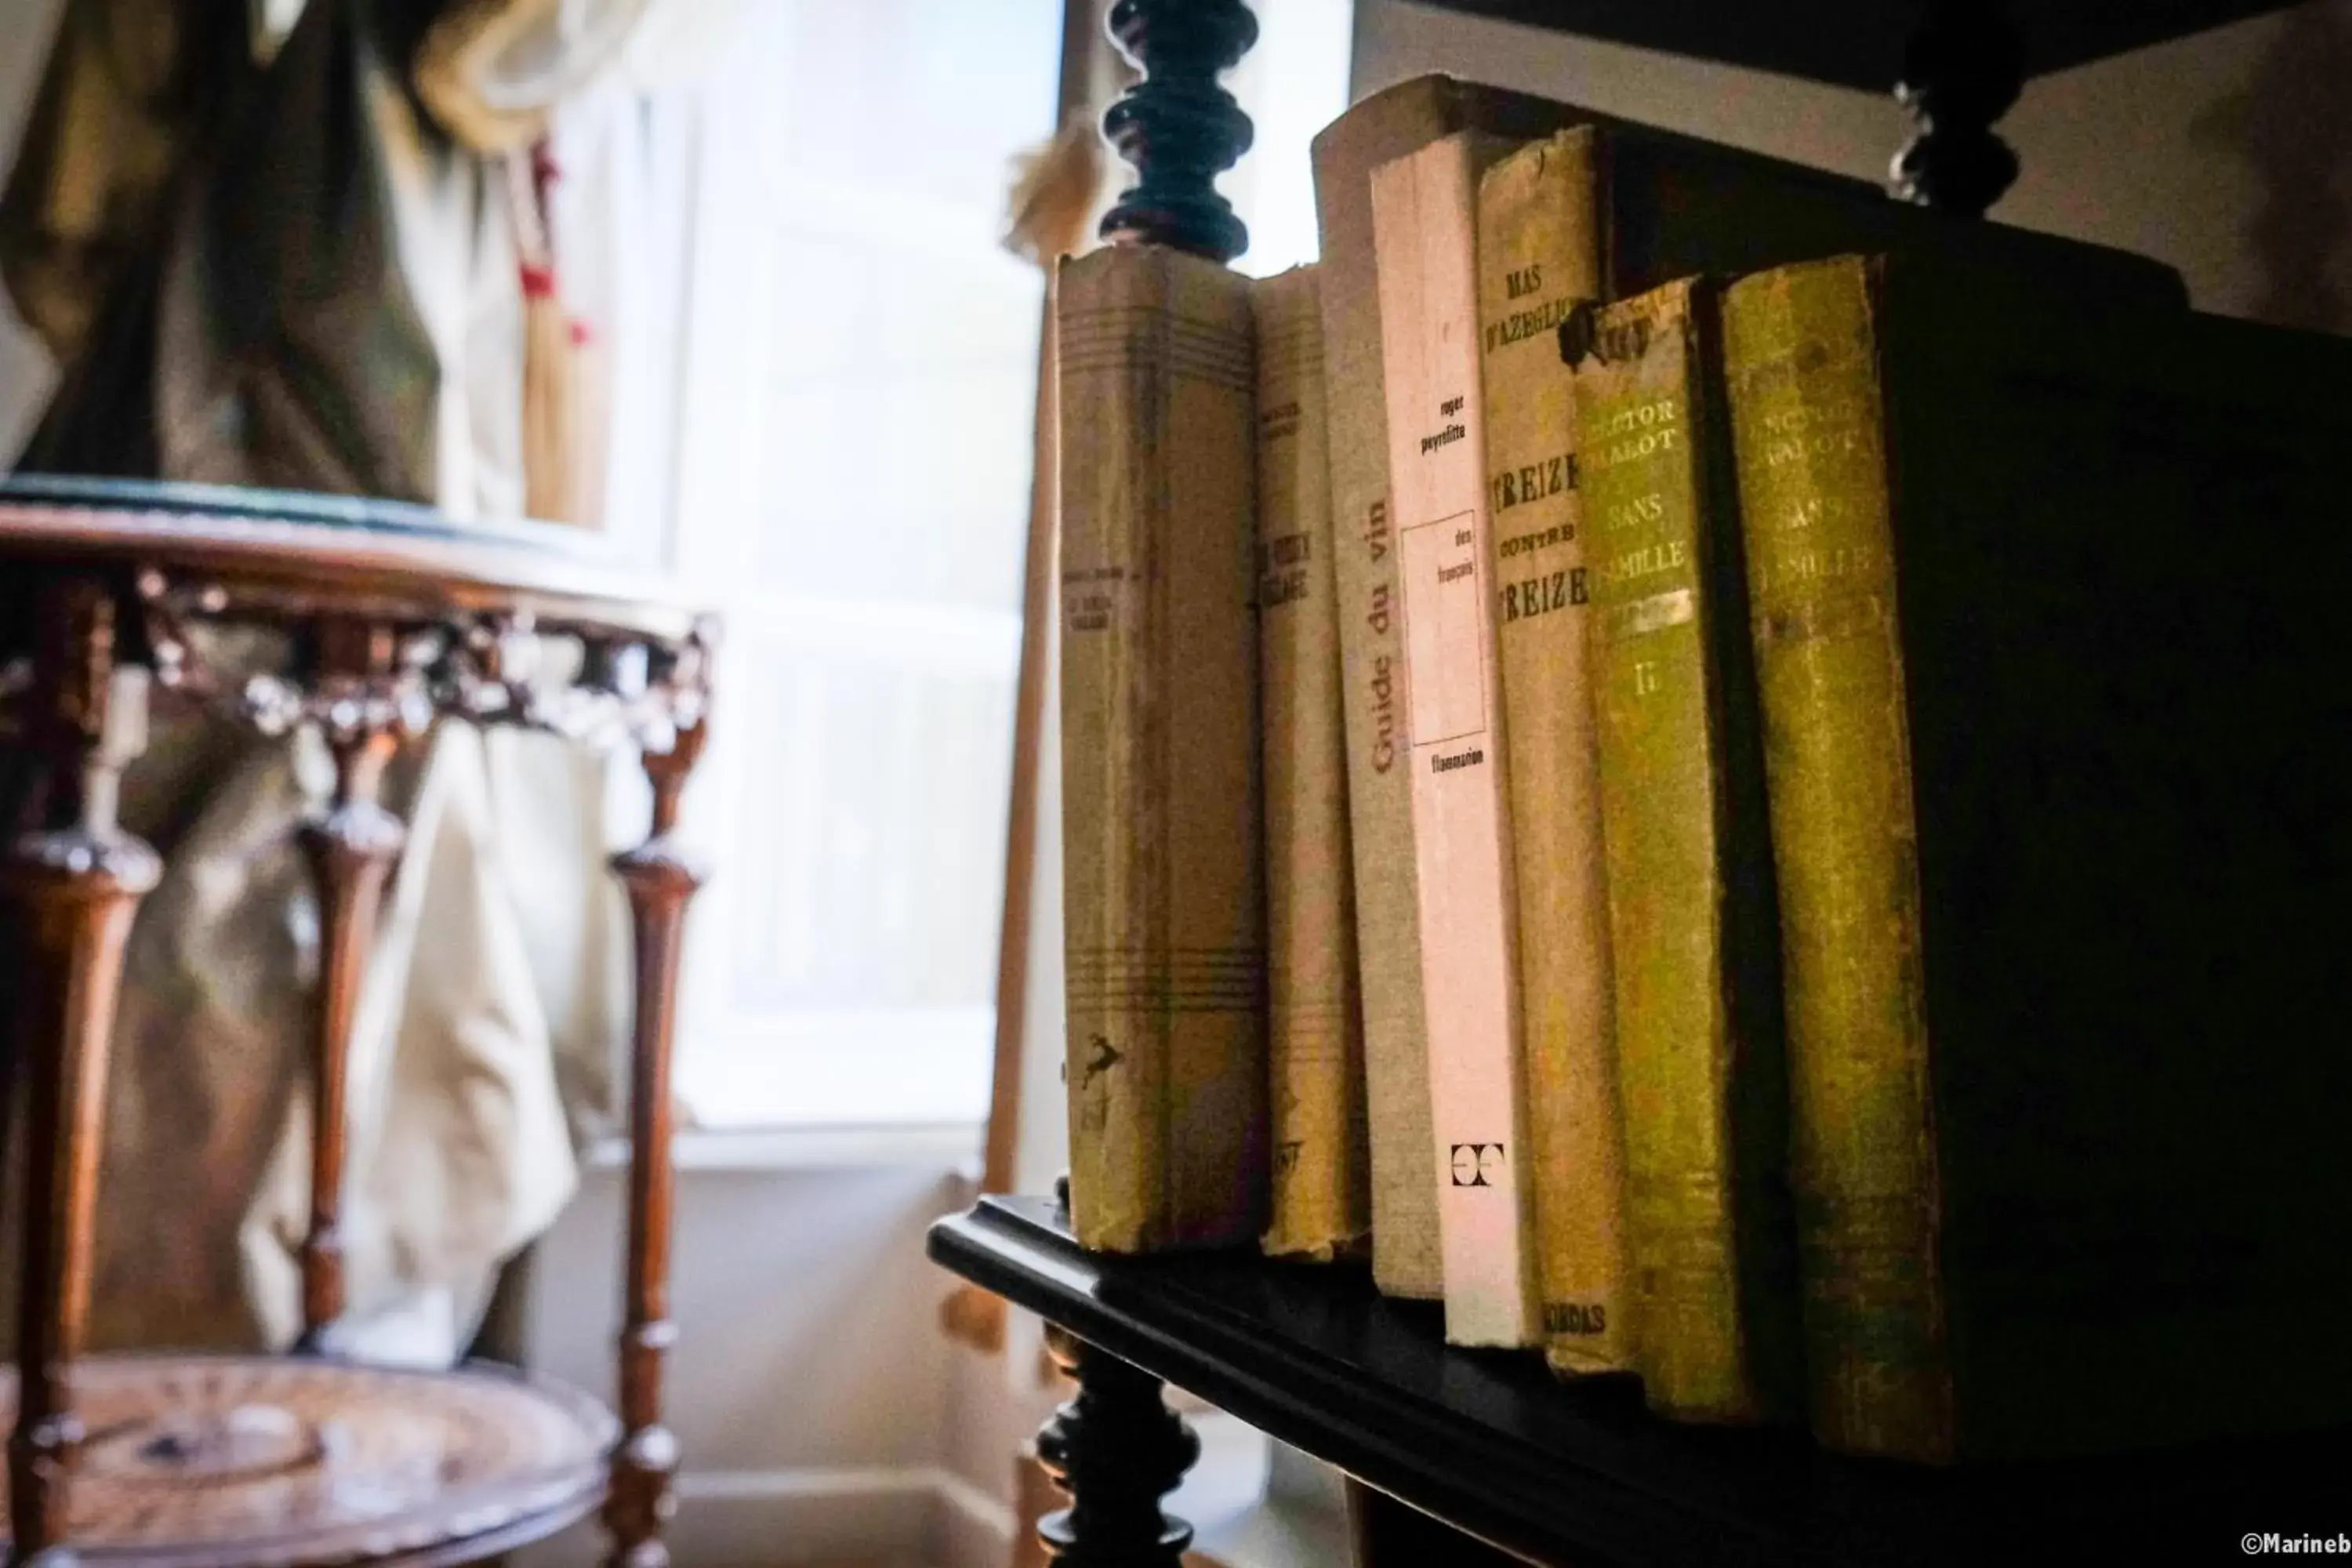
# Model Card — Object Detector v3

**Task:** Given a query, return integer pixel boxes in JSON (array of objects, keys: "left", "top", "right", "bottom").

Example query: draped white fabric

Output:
[{"left": 219, "top": 0, "right": 728, "bottom": 1360}]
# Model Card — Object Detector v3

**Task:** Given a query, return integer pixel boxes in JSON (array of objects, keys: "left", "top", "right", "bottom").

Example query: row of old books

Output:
[{"left": 1057, "top": 74, "right": 2352, "bottom": 1465}]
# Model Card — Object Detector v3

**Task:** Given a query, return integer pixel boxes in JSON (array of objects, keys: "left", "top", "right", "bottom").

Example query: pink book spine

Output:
[{"left": 1370, "top": 133, "right": 1540, "bottom": 1348}]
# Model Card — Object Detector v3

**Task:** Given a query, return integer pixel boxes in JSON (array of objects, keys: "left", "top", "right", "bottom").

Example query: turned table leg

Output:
[
  {"left": 1035, "top": 1323, "right": 1199, "bottom": 1568},
  {"left": 602, "top": 722, "right": 706, "bottom": 1568},
  {"left": 293, "top": 622, "right": 407, "bottom": 1355},
  {"left": 2, "top": 580, "right": 160, "bottom": 1566}
]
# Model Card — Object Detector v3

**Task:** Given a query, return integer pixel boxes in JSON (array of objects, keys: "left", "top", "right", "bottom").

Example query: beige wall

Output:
[
  {"left": 1355, "top": 0, "right": 2352, "bottom": 334},
  {"left": 515, "top": 1161, "right": 977, "bottom": 1568}
]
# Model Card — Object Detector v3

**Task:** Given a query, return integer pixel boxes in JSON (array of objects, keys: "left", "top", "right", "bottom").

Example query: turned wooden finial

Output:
[
  {"left": 1889, "top": 0, "right": 2025, "bottom": 216},
  {"left": 1035, "top": 1325, "right": 1199, "bottom": 1567},
  {"left": 1098, "top": 0, "right": 1258, "bottom": 262}
]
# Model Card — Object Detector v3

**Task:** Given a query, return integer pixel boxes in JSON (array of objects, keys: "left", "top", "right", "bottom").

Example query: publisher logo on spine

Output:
[{"left": 1449, "top": 1143, "right": 1504, "bottom": 1188}]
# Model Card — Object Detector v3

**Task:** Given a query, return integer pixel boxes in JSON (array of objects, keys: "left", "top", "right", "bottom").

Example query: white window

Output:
[{"left": 649, "top": 0, "right": 1352, "bottom": 1131}]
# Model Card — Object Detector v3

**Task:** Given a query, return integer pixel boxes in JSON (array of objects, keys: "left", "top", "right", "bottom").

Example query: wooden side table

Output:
[{"left": 0, "top": 474, "right": 714, "bottom": 1568}]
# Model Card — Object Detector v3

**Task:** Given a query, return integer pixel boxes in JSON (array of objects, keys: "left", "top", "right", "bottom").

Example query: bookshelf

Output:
[
  {"left": 931, "top": 1196, "right": 2352, "bottom": 1566},
  {"left": 927, "top": 2, "right": 2351, "bottom": 1563}
]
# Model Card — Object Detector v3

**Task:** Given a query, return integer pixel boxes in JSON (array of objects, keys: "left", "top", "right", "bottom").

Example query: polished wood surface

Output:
[
  {"left": 0, "top": 478, "right": 716, "bottom": 1567},
  {"left": 292, "top": 622, "right": 408, "bottom": 1354},
  {"left": 931, "top": 1196, "right": 2352, "bottom": 1567},
  {"left": 601, "top": 726, "right": 707, "bottom": 1568},
  {"left": 0, "top": 476, "right": 697, "bottom": 641},
  {"left": 0, "top": 1354, "right": 611, "bottom": 1566},
  {"left": 2, "top": 580, "right": 163, "bottom": 1566}
]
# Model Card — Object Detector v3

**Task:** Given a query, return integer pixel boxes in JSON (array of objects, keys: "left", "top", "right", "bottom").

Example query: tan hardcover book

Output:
[
  {"left": 1475, "top": 131, "right": 1631, "bottom": 1376},
  {"left": 1058, "top": 244, "right": 1268, "bottom": 1253},
  {"left": 1253, "top": 264, "right": 1370, "bottom": 1261},
  {"left": 1371, "top": 132, "right": 1540, "bottom": 1348}
]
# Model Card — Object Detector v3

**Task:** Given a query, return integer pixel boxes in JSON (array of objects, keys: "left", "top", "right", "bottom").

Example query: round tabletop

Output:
[
  {"left": 0, "top": 474, "right": 704, "bottom": 642},
  {"left": 0, "top": 1354, "right": 614, "bottom": 1567}
]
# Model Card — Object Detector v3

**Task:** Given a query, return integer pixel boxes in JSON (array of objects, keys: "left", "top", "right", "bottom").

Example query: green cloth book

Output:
[
  {"left": 1572, "top": 278, "right": 1800, "bottom": 1425},
  {"left": 1722, "top": 252, "right": 2352, "bottom": 1461},
  {"left": 1312, "top": 73, "right": 2188, "bottom": 1306}
]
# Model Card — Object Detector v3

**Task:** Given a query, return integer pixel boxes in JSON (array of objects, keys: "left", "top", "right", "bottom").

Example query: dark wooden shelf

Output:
[
  {"left": 931, "top": 1195, "right": 2352, "bottom": 1566},
  {"left": 1406, "top": 1, "right": 2296, "bottom": 92}
]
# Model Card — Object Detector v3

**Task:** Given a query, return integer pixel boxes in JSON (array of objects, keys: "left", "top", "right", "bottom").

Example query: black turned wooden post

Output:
[
  {"left": 1098, "top": 0, "right": 1258, "bottom": 262},
  {"left": 1030, "top": 1180, "right": 1202, "bottom": 1566},
  {"left": 1889, "top": 0, "right": 2025, "bottom": 216},
  {"left": 1037, "top": 1323, "right": 1200, "bottom": 1568},
  {"left": 2, "top": 578, "right": 161, "bottom": 1566},
  {"left": 1037, "top": 0, "right": 1257, "bottom": 1551}
]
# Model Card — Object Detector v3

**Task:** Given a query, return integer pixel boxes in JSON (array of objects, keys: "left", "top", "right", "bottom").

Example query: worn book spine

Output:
[
  {"left": 1722, "top": 256, "right": 1951, "bottom": 1460},
  {"left": 1573, "top": 279, "right": 1798, "bottom": 1421},
  {"left": 1057, "top": 244, "right": 1269, "bottom": 1253},
  {"left": 1309, "top": 79, "right": 1458, "bottom": 1298},
  {"left": 1475, "top": 130, "right": 1631, "bottom": 1376},
  {"left": 1253, "top": 264, "right": 1371, "bottom": 1261},
  {"left": 1371, "top": 133, "right": 1540, "bottom": 1348}
]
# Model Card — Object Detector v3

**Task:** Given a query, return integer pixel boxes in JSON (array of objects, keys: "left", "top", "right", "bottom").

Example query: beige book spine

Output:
[
  {"left": 1475, "top": 131, "right": 1632, "bottom": 1374},
  {"left": 1308, "top": 78, "right": 1458, "bottom": 1299},
  {"left": 1057, "top": 245, "right": 1269, "bottom": 1253},
  {"left": 1371, "top": 134, "right": 1540, "bottom": 1348},
  {"left": 1254, "top": 266, "right": 1370, "bottom": 1261}
]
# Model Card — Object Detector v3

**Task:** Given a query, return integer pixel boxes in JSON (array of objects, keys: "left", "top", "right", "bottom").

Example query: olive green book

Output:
[
  {"left": 1475, "top": 130, "right": 1631, "bottom": 1377},
  {"left": 1311, "top": 73, "right": 2181, "bottom": 1302},
  {"left": 1722, "top": 254, "right": 2352, "bottom": 1461},
  {"left": 1570, "top": 278, "right": 1799, "bottom": 1425},
  {"left": 1057, "top": 243, "right": 1267, "bottom": 1253},
  {"left": 1252, "top": 263, "right": 1370, "bottom": 1261}
]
